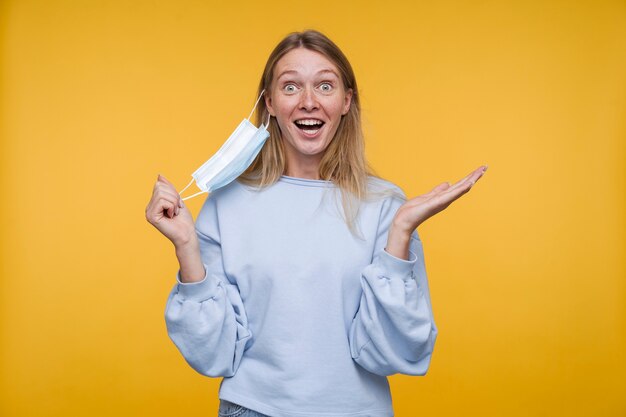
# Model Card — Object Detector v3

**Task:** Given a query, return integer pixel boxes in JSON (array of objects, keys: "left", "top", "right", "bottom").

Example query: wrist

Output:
[
  {"left": 385, "top": 226, "right": 411, "bottom": 260},
  {"left": 174, "top": 235, "right": 199, "bottom": 256},
  {"left": 175, "top": 238, "right": 205, "bottom": 283},
  {"left": 389, "top": 218, "right": 414, "bottom": 238}
]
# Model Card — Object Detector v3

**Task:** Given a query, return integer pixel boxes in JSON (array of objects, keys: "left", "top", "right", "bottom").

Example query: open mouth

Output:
[{"left": 294, "top": 119, "right": 325, "bottom": 136}]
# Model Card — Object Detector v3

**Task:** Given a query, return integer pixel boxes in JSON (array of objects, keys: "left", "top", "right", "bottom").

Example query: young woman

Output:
[{"left": 146, "top": 30, "right": 487, "bottom": 417}]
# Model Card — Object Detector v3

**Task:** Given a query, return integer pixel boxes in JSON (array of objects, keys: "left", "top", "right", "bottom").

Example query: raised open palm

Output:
[{"left": 393, "top": 165, "right": 488, "bottom": 234}]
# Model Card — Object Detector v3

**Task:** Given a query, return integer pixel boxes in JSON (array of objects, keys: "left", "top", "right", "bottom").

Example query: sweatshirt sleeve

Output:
[
  {"left": 164, "top": 194, "right": 253, "bottom": 378},
  {"left": 349, "top": 192, "right": 438, "bottom": 376}
]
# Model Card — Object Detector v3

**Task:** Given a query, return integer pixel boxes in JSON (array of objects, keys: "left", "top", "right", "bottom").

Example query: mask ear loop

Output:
[
  {"left": 180, "top": 189, "right": 207, "bottom": 201},
  {"left": 263, "top": 111, "right": 271, "bottom": 129},
  {"left": 178, "top": 177, "right": 207, "bottom": 201},
  {"left": 247, "top": 89, "right": 266, "bottom": 122},
  {"left": 179, "top": 89, "right": 267, "bottom": 202}
]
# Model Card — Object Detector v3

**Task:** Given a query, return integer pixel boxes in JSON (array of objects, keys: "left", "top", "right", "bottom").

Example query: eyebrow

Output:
[{"left": 277, "top": 68, "right": 339, "bottom": 81}]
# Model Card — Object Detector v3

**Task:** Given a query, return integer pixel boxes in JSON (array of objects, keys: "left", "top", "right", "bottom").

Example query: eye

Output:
[
  {"left": 283, "top": 83, "right": 297, "bottom": 93},
  {"left": 320, "top": 83, "right": 333, "bottom": 92}
]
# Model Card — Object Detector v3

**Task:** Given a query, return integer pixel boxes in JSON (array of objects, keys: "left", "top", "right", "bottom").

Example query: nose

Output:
[{"left": 299, "top": 86, "right": 319, "bottom": 111}]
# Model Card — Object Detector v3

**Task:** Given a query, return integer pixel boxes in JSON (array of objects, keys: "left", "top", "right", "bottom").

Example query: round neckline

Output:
[{"left": 279, "top": 174, "right": 335, "bottom": 188}]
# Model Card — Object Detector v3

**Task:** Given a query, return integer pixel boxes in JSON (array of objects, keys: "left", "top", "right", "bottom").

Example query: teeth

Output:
[{"left": 295, "top": 119, "right": 323, "bottom": 126}]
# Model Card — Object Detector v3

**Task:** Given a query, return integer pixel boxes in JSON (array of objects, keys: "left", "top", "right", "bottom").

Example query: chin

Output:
[{"left": 296, "top": 139, "right": 329, "bottom": 154}]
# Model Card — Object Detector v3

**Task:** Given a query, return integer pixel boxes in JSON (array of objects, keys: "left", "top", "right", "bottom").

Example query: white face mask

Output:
[{"left": 179, "top": 90, "right": 270, "bottom": 201}]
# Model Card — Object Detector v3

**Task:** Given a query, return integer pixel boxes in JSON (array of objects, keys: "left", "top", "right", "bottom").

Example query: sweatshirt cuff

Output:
[
  {"left": 379, "top": 248, "right": 418, "bottom": 281},
  {"left": 175, "top": 263, "right": 220, "bottom": 302}
]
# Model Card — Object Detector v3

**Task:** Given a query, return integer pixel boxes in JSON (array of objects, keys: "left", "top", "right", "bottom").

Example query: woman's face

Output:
[{"left": 265, "top": 48, "right": 352, "bottom": 174}]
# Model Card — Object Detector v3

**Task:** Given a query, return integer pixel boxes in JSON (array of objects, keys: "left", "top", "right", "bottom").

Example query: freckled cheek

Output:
[
  {"left": 274, "top": 97, "right": 298, "bottom": 114},
  {"left": 273, "top": 101, "right": 296, "bottom": 128},
  {"left": 325, "top": 97, "right": 345, "bottom": 114},
  {"left": 326, "top": 104, "right": 345, "bottom": 122}
]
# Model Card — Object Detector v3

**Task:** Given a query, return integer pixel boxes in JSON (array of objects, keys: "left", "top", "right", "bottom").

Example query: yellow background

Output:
[{"left": 1, "top": 1, "right": 625, "bottom": 416}]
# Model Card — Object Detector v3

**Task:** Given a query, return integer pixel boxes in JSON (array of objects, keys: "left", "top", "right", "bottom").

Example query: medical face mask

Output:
[{"left": 178, "top": 90, "right": 271, "bottom": 201}]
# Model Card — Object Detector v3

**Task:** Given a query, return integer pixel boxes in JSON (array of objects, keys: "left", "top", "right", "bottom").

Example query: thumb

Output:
[
  {"left": 430, "top": 182, "right": 450, "bottom": 194},
  {"left": 157, "top": 174, "right": 178, "bottom": 188}
]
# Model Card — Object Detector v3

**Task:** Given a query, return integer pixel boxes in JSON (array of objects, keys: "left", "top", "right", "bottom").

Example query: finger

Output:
[
  {"left": 419, "top": 182, "right": 450, "bottom": 198},
  {"left": 405, "top": 181, "right": 450, "bottom": 206},
  {"left": 439, "top": 171, "right": 472, "bottom": 194},
  {"left": 431, "top": 182, "right": 450, "bottom": 193},
  {"left": 155, "top": 181, "right": 183, "bottom": 206},
  {"left": 165, "top": 191, "right": 183, "bottom": 213},
  {"left": 158, "top": 175, "right": 184, "bottom": 207},
  {"left": 153, "top": 179, "right": 173, "bottom": 196},
  {"left": 149, "top": 196, "right": 178, "bottom": 220},
  {"left": 147, "top": 184, "right": 179, "bottom": 222},
  {"left": 158, "top": 174, "right": 177, "bottom": 188},
  {"left": 466, "top": 166, "right": 487, "bottom": 186},
  {"left": 160, "top": 197, "right": 175, "bottom": 219},
  {"left": 424, "top": 166, "right": 487, "bottom": 210},
  {"left": 450, "top": 169, "right": 478, "bottom": 188},
  {"left": 156, "top": 187, "right": 182, "bottom": 208},
  {"left": 447, "top": 166, "right": 485, "bottom": 192},
  {"left": 430, "top": 173, "right": 478, "bottom": 205},
  {"left": 436, "top": 178, "right": 474, "bottom": 205}
]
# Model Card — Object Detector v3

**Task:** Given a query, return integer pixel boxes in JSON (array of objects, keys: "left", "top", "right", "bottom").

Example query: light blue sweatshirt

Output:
[{"left": 164, "top": 175, "right": 438, "bottom": 417}]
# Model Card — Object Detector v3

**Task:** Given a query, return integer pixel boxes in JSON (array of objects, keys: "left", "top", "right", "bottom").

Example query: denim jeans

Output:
[{"left": 218, "top": 399, "right": 272, "bottom": 417}]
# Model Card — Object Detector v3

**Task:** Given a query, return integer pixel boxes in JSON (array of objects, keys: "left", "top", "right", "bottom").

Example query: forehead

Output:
[{"left": 273, "top": 48, "right": 341, "bottom": 80}]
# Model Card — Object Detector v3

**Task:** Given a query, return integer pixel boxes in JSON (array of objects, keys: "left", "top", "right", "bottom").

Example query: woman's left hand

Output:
[
  {"left": 393, "top": 165, "right": 488, "bottom": 235},
  {"left": 385, "top": 165, "right": 488, "bottom": 260}
]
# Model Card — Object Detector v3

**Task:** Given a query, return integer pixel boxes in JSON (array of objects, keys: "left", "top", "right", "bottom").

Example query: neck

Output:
[
  {"left": 283, "top": 152, "right": 323, "bottom": 180},
  {"left": 284, "top": 167, "right": 321, "bottom": 180}
]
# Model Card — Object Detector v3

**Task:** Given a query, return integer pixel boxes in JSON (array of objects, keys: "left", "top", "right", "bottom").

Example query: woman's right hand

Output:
[{"left": 145, "top": 174, "right": 197, "bottom": 248}]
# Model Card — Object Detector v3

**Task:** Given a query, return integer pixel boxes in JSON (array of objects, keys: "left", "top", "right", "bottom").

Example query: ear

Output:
[
  {"left": 342, "top": 88, "right": 353, "bottom": 115},
  {"left": 264, "top": 90, "right": 275, "bottom": 116}
]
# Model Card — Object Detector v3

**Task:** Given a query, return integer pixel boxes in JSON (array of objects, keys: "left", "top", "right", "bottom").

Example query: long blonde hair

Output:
[{"left": 238, "top": 29, "right": 405, "bottom": 239}]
